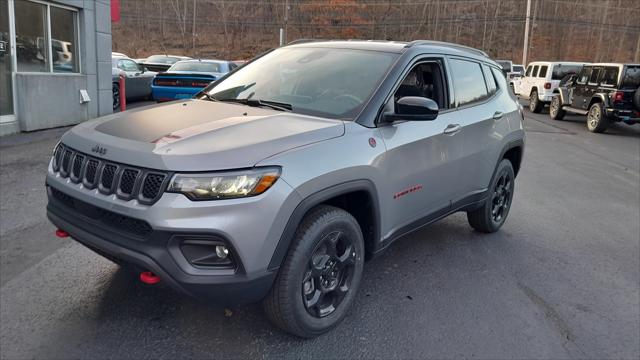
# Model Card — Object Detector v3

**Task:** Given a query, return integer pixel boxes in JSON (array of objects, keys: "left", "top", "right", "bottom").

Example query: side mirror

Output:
[{"left": 383, "top": 96, "right": 439, "bottom": 122}]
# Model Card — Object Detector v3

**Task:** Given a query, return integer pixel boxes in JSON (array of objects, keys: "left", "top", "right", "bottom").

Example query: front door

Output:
[{"left": 376, "top": 58, "right": 461, "bottom": 237}]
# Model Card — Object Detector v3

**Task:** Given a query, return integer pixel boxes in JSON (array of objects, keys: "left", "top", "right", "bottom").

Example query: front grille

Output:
[
  {"left": 50, "top": 187, "right": 153, "bottom": 238},
  {"left": 141, "top": 173, "right": 166, "bottom": 200},
  {"left": 100, "top": 164, "right": 117, "bottom": 192},
  {"left": 70, "top": 154, "right": 85, "bottom": 182},
  {"left": 51, "top": 144, "right": 169, "bottom": 205}
]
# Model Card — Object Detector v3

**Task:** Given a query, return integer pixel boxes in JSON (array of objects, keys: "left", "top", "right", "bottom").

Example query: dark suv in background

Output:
[{"left": 550, "top": 63, "right": 640, "bottom": 132}]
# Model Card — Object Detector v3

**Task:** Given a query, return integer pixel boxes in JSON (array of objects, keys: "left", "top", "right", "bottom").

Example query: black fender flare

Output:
[
  {"left": 267, "top": 179, "right": 381, "bottom": 270},
  {"left": 588, "top": 93, "right": 609, "bottom": 109},
  {"left": 499, "top": 138, "right": 525, "bottom": 177}
]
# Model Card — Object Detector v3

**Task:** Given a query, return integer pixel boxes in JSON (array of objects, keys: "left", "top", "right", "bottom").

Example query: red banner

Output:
[{"left": 111, "top": 0, "right": 120, "bottom": 23}]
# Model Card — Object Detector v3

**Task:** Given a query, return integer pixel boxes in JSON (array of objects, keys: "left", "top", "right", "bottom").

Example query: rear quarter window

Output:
[
  {"left": 538, "top": 65, "right": 548, "bottom": 78},
  {"left": 600, "top": 67, "right": 619, "bottom": 87}
]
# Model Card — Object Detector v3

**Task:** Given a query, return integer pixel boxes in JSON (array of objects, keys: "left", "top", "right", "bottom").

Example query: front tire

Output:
[
  {"left": 586, "top": 102, "right": 609, "bottom": 133},
  {"left": 549, "top": 95, "right": 565, "bottom": 120},
  {"left": 263, "top": 205, "right": 365, "bottom": 338},
  {"left": 467, "top": 159, "right": 515, "bottom": 233},
  {"left": 529, "top": 90, "right": 544, "bottom": 113}
]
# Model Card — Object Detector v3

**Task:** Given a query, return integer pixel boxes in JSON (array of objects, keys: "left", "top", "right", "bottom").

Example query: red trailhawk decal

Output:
[{"left": 393, "top": 185, "right": 423, "bottom": 199}]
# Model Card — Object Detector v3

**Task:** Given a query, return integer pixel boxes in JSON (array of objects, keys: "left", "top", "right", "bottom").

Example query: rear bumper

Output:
[
  {"left": 46, "top": 186, "right": 278, "bottom": 306},
  {"left": 606, "top": 108, "right": 640, "bottom": 124},
  {"left": 151, "top": 85, "right": 201, "bottom": 101}
]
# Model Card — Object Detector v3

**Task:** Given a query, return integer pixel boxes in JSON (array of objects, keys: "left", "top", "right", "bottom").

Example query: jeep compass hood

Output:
[{"left": 63, "top": 100, "right": 344, "bottom": 171}]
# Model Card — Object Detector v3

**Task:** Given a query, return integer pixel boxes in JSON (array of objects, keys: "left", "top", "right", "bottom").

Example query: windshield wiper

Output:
[{"left": 217, "top": 98, "right": 293, "bottom": 112}]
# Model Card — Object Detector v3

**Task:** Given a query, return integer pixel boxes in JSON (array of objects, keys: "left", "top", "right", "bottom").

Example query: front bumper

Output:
[{"left": 45, "top": 166, "right": 300, "bottom": 305}]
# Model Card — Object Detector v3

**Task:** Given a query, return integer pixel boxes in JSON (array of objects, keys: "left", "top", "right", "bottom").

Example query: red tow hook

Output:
[
  {"left": 140, "top": 271, "right": 161, "bottom": 285},
  {"left": 55, "top": 229, "right": 70, "bottom": 238}
]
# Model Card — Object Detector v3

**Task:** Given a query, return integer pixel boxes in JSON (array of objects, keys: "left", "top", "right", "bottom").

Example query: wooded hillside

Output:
[{"left": 112, "top": 0, "right": 640, "bottom": 64}]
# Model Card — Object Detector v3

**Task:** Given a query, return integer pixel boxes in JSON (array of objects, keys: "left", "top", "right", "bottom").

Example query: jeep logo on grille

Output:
[{"left": 91, "top": 145, "right": 107, "bottom": 155}]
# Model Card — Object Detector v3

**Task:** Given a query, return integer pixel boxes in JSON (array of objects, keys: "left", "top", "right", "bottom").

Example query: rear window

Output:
[
  {"left": 620, "top": 66, "right": 640, "bottom": 89},
  {"left": 146, "top": 55, "right": 182, "bottom": 64},
  {"left": 552, "top": 64, "right": 583, "bottom": 80},
  {"left": 170, "top": 61, "right": 222, "bottom": 73},
  {"left": 588, "top": 68, "right": 602, "bottom": 84},
  {"left": 482, "top": 65, "right": 497, "bottom": 95},
  {"left": 532, "top": 65, "right": 539, "bottom": 77}
]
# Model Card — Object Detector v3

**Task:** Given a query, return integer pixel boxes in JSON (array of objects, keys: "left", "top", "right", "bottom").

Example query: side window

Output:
[
  {"left": 449, "top": 58, "right": 488, "bottom": 106},
  {"left": 393, "top": 61, "right": 448, "bottom": 109},
  {"left": 482, "top": 64, "right": 497, "bottom": 95},
  {"left": 576, "top": 67, "right": 592, "bottom": 85},
  {"left": 588, "top": 68, "right": 601, "bottom": 85},
  {"left": 532, "top": 65, "right": 540, "bottom": 77},
  {"left": 600, "top": 67, "right": 619, "bottom": 87},
  {"left": 538, "top": 65, "right": 548, "bottom": 78},
  {"left": 525, "top": 66, "right": 533, "bottom": 77}
]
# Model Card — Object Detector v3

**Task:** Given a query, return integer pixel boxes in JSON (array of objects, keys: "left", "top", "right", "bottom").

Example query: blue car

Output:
[{"left": 151, "top": 59, "right": 237, "bottom": 102}]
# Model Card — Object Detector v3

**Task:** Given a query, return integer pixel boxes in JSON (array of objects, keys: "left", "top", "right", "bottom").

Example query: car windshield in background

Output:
[
  {"left": 146, "top": 55, "right": 182, "bottom": 64},
  {"left": 620, "top": 66, "right": 640, "bottom": 89},
  {"left": 170, "top": 61, "right": 222, "bottom": 73},
  {"left": 552, "top": 64, "right": 583, "bottom": 80},
  {"left": 496, "top": 61, "right": 512, "bottom": 72},
  {"left": 201, "top": 47, "right": 398, "bottom": 120},
  {"left": 513, "top": 65, "right": 524, "bottom": 73}
]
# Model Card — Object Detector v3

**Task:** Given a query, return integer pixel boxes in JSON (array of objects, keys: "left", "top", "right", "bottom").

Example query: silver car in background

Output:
[{"left": 111, "top": 53, "right": 156, "bottom": 109}]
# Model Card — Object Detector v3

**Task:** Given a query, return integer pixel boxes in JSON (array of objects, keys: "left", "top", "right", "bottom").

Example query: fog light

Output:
[{"left": 215, "top": 245, "right": 229, "bottom": 259}]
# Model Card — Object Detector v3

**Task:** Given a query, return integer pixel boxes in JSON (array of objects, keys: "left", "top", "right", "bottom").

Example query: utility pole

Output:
[
  {"left": 522, "top": 0, "right": 531, "bottom": 66},
  {"left": 192, "top": 0, "right": 196, "bottom": 57},
  {"left": 284, "top": 0, "right": 289, "bottom": 45}
]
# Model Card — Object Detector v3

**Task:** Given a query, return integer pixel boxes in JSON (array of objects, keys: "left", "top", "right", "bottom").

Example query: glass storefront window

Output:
[
  {"left": 50, "top": 6, "right": 78, "bottom": 73},
  {"left": 1, "top": 0, "right": 13, "bottom": 116},
  {"left": 15, "top": 0, "right": 49, "bottom": 72}
]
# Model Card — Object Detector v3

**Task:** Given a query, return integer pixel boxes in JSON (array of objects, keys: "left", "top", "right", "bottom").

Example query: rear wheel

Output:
[
  {"left": 263, "top": 205, "right": 364, "bottom": 338},
  {"left": 467, "top": 159, "right": 515, "bottom": 233},
  {"left": 586, "top": 102, "right": 609, "bottom": 133},
  {"left": 529, "top": 90, "right": 544, "bottom": 113},
  {"left": 112, "top": 83, "right": 120, "bottom": 110},
  {"left": 549, "top": 95, "right": 565, "bottom": 120}
]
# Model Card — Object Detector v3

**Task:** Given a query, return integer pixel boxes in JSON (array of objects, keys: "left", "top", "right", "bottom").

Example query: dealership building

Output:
[{"left": 0, "top": 0, "right": 113, "bottom": 136}]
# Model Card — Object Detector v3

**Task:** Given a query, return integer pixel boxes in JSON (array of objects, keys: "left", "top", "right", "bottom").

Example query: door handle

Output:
[
  {"left": 443, "top": 124, "right": 462, "bottom": 135},
  {"left": 493, "top": 111, "right": 504, "bottom": 120}
]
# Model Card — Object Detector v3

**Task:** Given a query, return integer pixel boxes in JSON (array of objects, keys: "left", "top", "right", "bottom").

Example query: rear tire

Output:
[
  {"left": 549, "top": 95, "right": 565, "bottom": 120},
  {"left": 263, "top": 205, "right": 364, "bottom": 338},
  {"left": 467, "top": 159, "right": 515, "bottom": 233},
  {"left": 529, "top": 90, "right": 544, "bottom": 113},
  {"left": 586, "top": 102, "right": 609, "bottom": 133}
]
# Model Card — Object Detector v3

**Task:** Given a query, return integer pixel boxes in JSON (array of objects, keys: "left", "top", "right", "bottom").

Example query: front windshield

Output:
[
  {"left": 147, "top": 55, "right": 181, "bottom": 64},
  {"left": 170, "top": 61, "right": 222, "bottom": 72},
  {"left": 200, "top": 47, "right": 399, "bottom": 120}
]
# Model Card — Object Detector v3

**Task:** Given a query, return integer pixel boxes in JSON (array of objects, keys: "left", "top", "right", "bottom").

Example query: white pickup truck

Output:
[{"left": 513, "top": 61, "right": 587, "bottom": 112}]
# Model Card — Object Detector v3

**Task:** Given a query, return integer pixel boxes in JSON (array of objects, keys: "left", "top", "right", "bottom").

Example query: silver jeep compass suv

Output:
[{"left": 46, "top": 40, "right": 525, "bottom": 338}]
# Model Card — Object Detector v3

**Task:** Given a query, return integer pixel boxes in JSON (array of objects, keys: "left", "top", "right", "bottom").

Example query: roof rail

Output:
[
  {"left": 287, "top": 39, "right": 325, "bottom": 45},
  {"left": 405, "top": 40, "right": 489, "bottom": 57}
]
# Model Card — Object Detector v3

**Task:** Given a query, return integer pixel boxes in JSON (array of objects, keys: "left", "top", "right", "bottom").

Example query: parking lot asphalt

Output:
[{"left": 1, "top": 101, "right": 638, "bottom": 359}]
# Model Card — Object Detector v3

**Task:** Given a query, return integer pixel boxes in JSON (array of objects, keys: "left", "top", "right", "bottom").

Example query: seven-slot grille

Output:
[{"left": 51, "top": 144, "right": 169, "bottom": 205}]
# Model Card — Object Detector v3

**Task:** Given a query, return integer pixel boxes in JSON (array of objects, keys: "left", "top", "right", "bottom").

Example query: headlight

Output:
[{"left": 166, "top": 167, "right": 281, "bottom": 200}]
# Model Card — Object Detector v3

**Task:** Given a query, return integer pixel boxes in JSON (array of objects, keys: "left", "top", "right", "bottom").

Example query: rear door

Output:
[{"left": 448, "top": 58, "right": 508, "bottom": 204}]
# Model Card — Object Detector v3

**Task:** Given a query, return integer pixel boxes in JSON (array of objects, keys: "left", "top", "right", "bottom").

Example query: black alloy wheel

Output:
[
  {"left": 491, "top": 168, "right": 513, "bottom": 223},
  {"left": 302, "top": 230, "right": 357, "bottom": 318}
]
